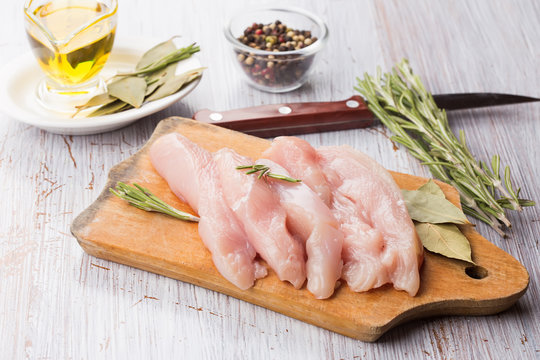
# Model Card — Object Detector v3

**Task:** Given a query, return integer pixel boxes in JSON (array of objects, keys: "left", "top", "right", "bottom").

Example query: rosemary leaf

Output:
[
  {"left": 355, "top": 59, "right": 534, "bottom": 236},
  {"left": 236, "top": 164, "right": 302, "bottom": 183},
  {"left": 110, "top": 182, "right": 199, "bottom": 222}
]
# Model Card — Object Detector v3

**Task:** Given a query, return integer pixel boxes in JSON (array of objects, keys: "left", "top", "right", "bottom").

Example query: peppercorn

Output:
[{"left": 235, "top": 20, "right": 318, "bottom": 89}]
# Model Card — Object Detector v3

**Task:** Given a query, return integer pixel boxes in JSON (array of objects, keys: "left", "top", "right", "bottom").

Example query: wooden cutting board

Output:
[{"left": 71, "top": 117, "right": 529, "bottom": 342}]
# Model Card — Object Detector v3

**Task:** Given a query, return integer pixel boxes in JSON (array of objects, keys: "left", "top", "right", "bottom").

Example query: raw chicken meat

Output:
[
  {"left": 213, "top": 148, "right": 306, "bottom": 289},
  {"left": 263, "top": 137, "right": 421, "bottom": 296},
  {"left": 256, "top": 158, "right": 343, "bottom": 299},
  {"left": 262, "top": 137, "right": 332, "bottom": 206},
  {"left": 330, "top": 191, "right": 390, "bottom": 292},
  {"left": 149, "top": 133, "right": 267, "bottom": 290},
  {"left": 150, "top": 132, "right": 421, "bottom": 297},
  {"left": 319, "top": 146, "right": 423, "bottom": 296}
]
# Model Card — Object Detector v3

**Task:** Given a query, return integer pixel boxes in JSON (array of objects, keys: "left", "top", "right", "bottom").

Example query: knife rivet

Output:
[
  {"left": 278, "top": 106, "right": 292, "bottom": 115},
  {"left": 209, "top": 112, "right": 223, "bottom": 121},
  {"left": 346, "top": 100, "right": 360, "bottom": 108}
]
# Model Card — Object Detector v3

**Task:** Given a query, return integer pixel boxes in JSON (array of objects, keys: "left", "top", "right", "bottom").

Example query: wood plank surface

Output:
[{"left": 1, "top": 0, "right": 539, "bottom": 358}]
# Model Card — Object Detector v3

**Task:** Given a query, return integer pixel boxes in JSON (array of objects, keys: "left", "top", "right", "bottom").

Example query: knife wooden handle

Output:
[{"left": 192, "top": 95, "right": 376, "bottom": 137}]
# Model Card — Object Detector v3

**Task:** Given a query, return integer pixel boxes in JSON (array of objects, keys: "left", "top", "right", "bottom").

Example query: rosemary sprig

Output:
[
  {"left": 236, "top": 164, "right": 302, "bottom": 183},
  {"left": 117, "top": 43, "right": 200, "bottom": 76},
  {"left": 110, "top": 182, "right": 199, "bottom": 222},
  {"left": 355, "top": 59, "right": 534, "bottom": 236}
]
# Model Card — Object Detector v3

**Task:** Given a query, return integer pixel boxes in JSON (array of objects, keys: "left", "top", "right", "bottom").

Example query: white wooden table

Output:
[{"left": 1, "top": 0, "right": 539, "bottom": 358}]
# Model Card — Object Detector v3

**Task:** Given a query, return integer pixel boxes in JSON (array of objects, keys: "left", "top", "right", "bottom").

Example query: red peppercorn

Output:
[
  {"left": 255, "top": 29, "right": 263, "bottom": 35},
  {"left": 278, "top": 36, "right": 285, "bottom": 43}
]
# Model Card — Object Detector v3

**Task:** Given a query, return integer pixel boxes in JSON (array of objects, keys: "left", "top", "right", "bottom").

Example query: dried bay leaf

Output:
[
  {"left": 80, "top": 38, "right": 202, "bottom": 118},
  {"left": 145, "top": 67, "right": 204, "bottom": 102},
  {"left": 418, "top": 179, "right": 445, "bottom": 198},
  {"left": 108, "top": 76, "right": 147, "bottom": 108},
  {"left": 136, "top": 37, "right": 177, "bottom": 70},
  {"left": 88, "top": 100, "right": 129, "bottom": 117},
  {"left": 72, "top": 93, "right": 117, "bottom": 117},
  {"left": 184, "top": 67, "right": 206, "bottom": 83},
  {"left": 402, "top": 189, "right": 469, "bottom": 224},
  {"left": 145, "top": 63, "right": 177, "bottom": 96},
  {"left": 76, "top": 93, "right": 116, "bottom": 110},
  {"left": 415, "top": 223, "right": 474, "bottom": 263}
]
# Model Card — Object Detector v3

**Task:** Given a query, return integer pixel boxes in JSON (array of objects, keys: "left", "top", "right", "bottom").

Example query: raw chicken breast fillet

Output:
[
  {"left": 319, "top": 146, "right": 423, "bottom": 296},
  {"left": 214, "top": 148, "right": 306, "bottom": 289},
  {"left": 263, "top": 138, "right": 392, "bottom": 293},
  {"left": 263, "top": 137, "right": 422, "bottom": 296},
  {"left": 256, "top": 158, "right": 343, "bottom": 299},
  {"left": 149, "top": 133, "right": 267, "bottom": 290},
  {"left": 330, "top": 191, "right": 390, "bottom": 292},
  {"left": 262, "top": 137, "right": 332, "bottom": 206}
]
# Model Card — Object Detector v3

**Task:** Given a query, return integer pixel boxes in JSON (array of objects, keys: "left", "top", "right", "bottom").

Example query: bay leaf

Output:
[
  {"left": 415, "top": 222, "right": 474, "bottom": 263},
  {"left": 184, "top": 67, "right": 206, "bottom": 83},
  {"left": 418, "top": 179, "right": 445, "bottom": 198},
  {"left": 402, "top": 189, "right": 469, "bottom": 224},
  {"left": 145, "top": 67, "right": 204, "bottom": 102},
  {"left": 88, "top": 100, "right": 129, "bottom": 117},
  {"left": 145, "top": 63, "right": 177, "bottom": 96},
  {"left": 72, "top": 92, "right": 117, "bottom": 117},
  {"left": 136, "top": 37, "right": 177, "bottom": 70},
  {"left": 107, "top": 76, "right": 147, "bottom": 108},
  {"left": 76, "top": 93, "right": 116, "bottom": 110}
]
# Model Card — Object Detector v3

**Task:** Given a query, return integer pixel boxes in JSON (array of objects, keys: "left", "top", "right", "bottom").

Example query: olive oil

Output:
[{"left": 25, "top": 0, "right": 117, "bottom": 87}]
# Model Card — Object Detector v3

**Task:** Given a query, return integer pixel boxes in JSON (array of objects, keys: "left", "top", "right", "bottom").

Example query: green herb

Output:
[
  {"left": 236, "top": 164, "right": 302, "bottom": 183},
  {"left": 120, "top": 42, "right": 200, "bottom": 76},
  {"left": 107, "top": 76, "right": 147, "bottom": 108},
  {"left": 355, "top": 59, "right": 534, "bottom": 236},
  {"left": 88, "top": 100, "right": 130, "bottom": 117},
  {"left": 401, "top": 188, "right": 469, "bottom": 224},
  {"left": 75, "top": 93, "right": 116, "bottom": 112},
  {"left": 404, "top": 180, "right": 474, "bottom": 263},
  {"left": 135, "top": 37, "right": 178, "bottom": 71},
  {"left": 146, "top": 67, "right": 206, "bottom": 102},
  {"left": 76, "top": 37, "right": 204, "bottom": 117},
  {"left": 417, "top": 179, "right": 446, "bottom": 198},
  {"left": 145, "top": 63, "right": 177, "bottom": 96},
  {"left": 110, "top": 182, "right": 199, "bottom": 222},
  {"left": 415, "top": 222, "right": 474, "bottom": 264}
]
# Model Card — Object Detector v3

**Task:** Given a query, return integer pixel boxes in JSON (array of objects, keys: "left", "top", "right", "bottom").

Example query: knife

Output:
[{"left": 193, "top": 93, "right": 539, "bottom": 137}]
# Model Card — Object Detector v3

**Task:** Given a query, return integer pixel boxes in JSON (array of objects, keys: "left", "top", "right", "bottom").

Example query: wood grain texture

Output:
[
  {"left": 1, "top": 0, "right": 539, "bottom": 358},
  {"left": 71, "top": 117, "right": 529, "bottom": 341}
]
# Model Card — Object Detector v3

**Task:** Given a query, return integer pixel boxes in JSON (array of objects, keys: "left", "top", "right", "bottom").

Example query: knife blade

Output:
[{"left": 193, "top": 93, "right": 539, "bottom": 137}]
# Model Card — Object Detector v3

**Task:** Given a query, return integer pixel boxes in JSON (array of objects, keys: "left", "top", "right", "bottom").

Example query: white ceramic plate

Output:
[{"left": 0, "top": 38, "right": 202, "bottom": 135}]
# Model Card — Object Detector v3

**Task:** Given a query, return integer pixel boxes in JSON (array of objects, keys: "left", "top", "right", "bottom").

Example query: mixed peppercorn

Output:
[
  {"left": 235, "top": 20, "right": 318, "bottom": 89},
  {"left": 238, "top": 20, "right": 318, "bottom": 51}
]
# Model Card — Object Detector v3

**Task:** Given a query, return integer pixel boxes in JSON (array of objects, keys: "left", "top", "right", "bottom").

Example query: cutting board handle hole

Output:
[{"left": 465, "top": 266, "right": 489, "bottom": 279}]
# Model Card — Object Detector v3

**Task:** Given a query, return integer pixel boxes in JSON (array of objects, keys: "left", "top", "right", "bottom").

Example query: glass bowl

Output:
[{"left": 224, "top": 6, "right": 328, "bottom": 93}]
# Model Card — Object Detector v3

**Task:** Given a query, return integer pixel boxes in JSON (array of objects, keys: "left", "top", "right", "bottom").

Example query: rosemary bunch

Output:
[{"left": 355, "top": 59, "right": 534, "bottom": 236}]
